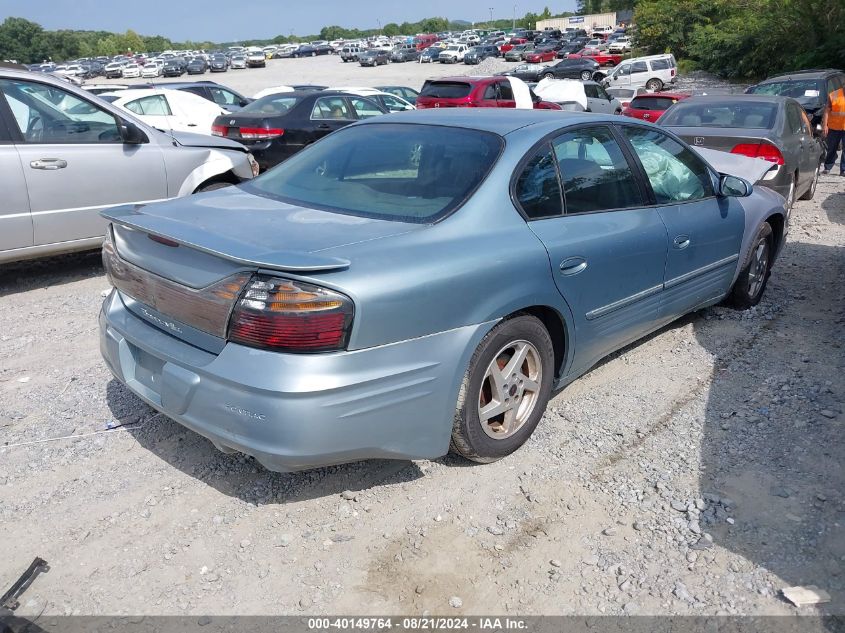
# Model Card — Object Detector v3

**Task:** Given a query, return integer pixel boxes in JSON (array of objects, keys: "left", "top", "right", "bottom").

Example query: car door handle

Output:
[
  {"left": 559, "top": 256, "right": 588, "bottom": 276},
  {"left": 30, "top": 158, "right": 67, "bottom": 170},
  {"left": 673, "top": 235, "right": 691, "bottom": 249},
  {"left": 317, "top": 123, "right": 331, "bottom": 130}
]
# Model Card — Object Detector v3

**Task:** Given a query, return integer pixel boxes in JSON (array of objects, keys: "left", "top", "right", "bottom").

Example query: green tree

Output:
[
  {"left": 123, "top": 28, "right": 144, "bottom": 53},
  {"left": 382, "top": 22, "right": 401, "bottom": 36},
  {"left": 0, "top": 17, "right": 44, "bottom": 62}
]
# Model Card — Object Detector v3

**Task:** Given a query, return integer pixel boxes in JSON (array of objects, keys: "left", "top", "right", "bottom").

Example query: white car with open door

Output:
[{"left": 102, "top": 88, "right": 227, "bottom": 135}]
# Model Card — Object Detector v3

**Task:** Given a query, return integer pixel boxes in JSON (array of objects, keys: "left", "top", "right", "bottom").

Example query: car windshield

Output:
[
  {"left": 245, "top": 123, "right": 503, "bottom": 223},
  {"left": 240, "top": 95, "right": 300, "bottom": 115},
  {"left": 660, "top": 101, "right": 778, "bottom": 128},
  {"left": 420, "top": 81, "right": 472, "bottom": 98},
  {"left": 608, "top": 88, "right": 635, "bottom": 98},
  {"left": 747, "top": 79, "right": 824, "bottom": 107}
]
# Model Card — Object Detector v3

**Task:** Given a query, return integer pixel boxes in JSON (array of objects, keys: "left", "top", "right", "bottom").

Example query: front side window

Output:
[
  {"left": 210, "top": 87, "right": 240, "bottom": 106},
  {"left": 498, "top": 81, "right": 514, "bottom": 101},
  {"left": 514, "top": 146, "right": 562, "bottom": 219},
  {"left": 552, "top": 125, "right": 643, "bottom": 214},
  {"left": 311, "top": 97, "right": 352, "bottom": 120},
  {"left": 380, "top": 94, "right": 411, "bottom": 112},
  {"left": 0, "top": 78, "right": 120, "bottom": 143},
  {"left": 247, "top": 123, "right": 502, "bottom": 223},
  {"left": 621, "top": 126, "right": 714, "bottom": 204},
  {"left": 631, "top": 61, "right": 648, "bottom": 74}
]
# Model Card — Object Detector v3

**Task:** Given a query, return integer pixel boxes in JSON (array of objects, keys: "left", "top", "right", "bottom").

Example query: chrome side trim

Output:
[
  {"left": 586, "top": 283, "right": 664, "bottom": 321},
  {"left": 664, "top": 254, "right": 739, "bottom": 290}
]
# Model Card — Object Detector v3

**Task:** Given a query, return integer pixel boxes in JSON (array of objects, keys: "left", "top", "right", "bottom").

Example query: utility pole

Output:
[
  {"left": 489, "top": 7, "right": 494, "bottom": 24},
  {"left": 513, "top": 4, "right": 517, "bottom": 30}
]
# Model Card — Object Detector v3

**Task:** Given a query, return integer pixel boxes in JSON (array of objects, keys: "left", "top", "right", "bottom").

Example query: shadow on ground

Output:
[
  {"left": 0, "top": 250, "right": 103, "bottom": 298},
  {"left": 106, "top": 379, "right": 426, "bottom": 505},
  {"left": 694, "top": 241, "right": 845, "bottom": 616}
]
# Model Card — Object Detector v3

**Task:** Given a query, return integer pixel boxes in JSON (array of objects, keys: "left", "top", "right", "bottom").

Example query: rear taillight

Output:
[
  {"left": 228, "top": 276, "right": 353, "bottom": 352},
  {"left": 730, "top": 142, "right": 785, "bottom": 165},
  {"left": 238, "top": 127, "right": 284, "bottom": 140},
  {"left": 211, "top": 124, "right": 228, "bottom": 137}
]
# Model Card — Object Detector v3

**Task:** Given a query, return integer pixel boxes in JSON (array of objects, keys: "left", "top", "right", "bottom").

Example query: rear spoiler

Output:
[{"left": 102, "top": 205, "right": 350, "bottom": 273}]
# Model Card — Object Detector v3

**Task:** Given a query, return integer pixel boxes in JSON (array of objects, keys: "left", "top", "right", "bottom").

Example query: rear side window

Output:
[
  {"left": 514, "top": 146, "right": 562, "bottom": 219},
  {"left": 650, "top": 58, "right": 671, "bottom": 70},
  {"left": 785, "top": 102, "right": 804, "bottom": 134},
  {"left": 552, "top": 125, "right": 644, "bottom": 214},
  {"left": 498, "top": 81, "right": 514, "bottom": 100},
  {"left": 420, "top": 81, "right": 472, "bottom": 98},
  {"left": 125, "top": 95, "right": 172, "bottom": 116},
  {"left": 247, "top": 123, "right": 503, "bottom": 223},
  {"left": 630, "top": 96, "right": 677, "bottom": 111},
  {"left": 311, "top": 97, "right": 353, "bottom": 120},
  {"left": 621, "top": 127, "right": 714, "bottom": 204}
]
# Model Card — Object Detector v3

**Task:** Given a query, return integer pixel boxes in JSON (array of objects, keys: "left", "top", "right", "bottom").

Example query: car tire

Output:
[
  {"left": 543, "top": 72, "right": 555, "bottom": 80},
  {"left": 580, "top": 70, "right": 592, "bottom": 81},
  {"left": 450, "top": 315, "right": 554, "bottom": 463},
  {"left": 311, "top": 52, "right": 316, "bottom": 57},
  {"left": 646, "top": 78, "right": 663, "bottom": 91},
  {"left": 799, "top": 162, "right": 820, "bottom": 200},
  {"left": 194, "top": 181, "right": 232, "bottom": 194},
  {"left": 727, "top": 222, "right": 773, "bottom": 310}
]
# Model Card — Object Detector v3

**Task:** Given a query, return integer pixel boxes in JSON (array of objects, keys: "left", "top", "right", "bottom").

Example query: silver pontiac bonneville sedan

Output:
[{"left": 100, "top": 109, "right": 788, "bottom": 472}]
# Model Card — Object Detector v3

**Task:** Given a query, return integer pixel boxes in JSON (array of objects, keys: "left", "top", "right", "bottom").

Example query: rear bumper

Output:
[{"left": 100, "top": 290, "right": 493, "bottom": 472}]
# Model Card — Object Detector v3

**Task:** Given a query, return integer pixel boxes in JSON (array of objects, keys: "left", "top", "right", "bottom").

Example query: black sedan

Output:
[
  {"left": 162, "top": 60, "right": 185, "bottom": 77},
  {"left": 292, "top": 44, "right": 333, "bottom": 58},
  {"left": 186, "top": 58, "right": 207, "bottom": 75},
  {"left": 211, "top": 90, "right": 388, "bottom": 171},
  {"left": 539, "top": 58, "right": 600, "bottom": 81},
  {"left": 464, "top": 45, "right": 500, "bottom": 65},
  {"left": 390, "top": 48, "right": 420, "bottom": 63},
  {"left": 360, "top": 49, "right": 390, "bottom": 66},
  {"left": 209, "top": 55, "right": 228, "bottom": 72}
]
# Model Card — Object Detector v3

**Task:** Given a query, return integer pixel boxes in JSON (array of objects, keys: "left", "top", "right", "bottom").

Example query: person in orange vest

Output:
[{"left": 823, "top": 85, "right": 845, "bottom": 175}]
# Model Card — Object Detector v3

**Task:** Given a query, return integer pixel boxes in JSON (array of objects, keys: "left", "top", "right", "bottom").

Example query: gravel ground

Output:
[{"left": 0, "top": 58, "right": 843, "bottom": 618}]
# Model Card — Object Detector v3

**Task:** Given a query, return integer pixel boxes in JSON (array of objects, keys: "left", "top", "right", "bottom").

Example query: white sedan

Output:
[
  {"left": 101, "top": 88, "right": 227, "bottom": 135},
  {"left": 121, "top": 64, "right": 142, "bottom": 78},
  {"left": 141, "top": 63, "right": 161, "bottom": 78}
]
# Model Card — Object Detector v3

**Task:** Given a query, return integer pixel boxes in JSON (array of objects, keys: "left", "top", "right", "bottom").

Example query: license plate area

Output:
[{"left": 130, "top": 344, "right": 165, "bottom": 395}]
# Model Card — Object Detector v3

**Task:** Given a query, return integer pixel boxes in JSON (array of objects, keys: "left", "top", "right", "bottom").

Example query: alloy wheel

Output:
[
  {"left": 747, "top": 239, "right": 769, "bottom": 299},
  {"left": 477, "top": 340, "right": 543, "bottom": 440}
]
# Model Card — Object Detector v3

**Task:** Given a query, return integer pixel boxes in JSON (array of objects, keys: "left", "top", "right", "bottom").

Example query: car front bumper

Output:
[{"left": 100, "top": 290, "right": 493, "bottom": 472}]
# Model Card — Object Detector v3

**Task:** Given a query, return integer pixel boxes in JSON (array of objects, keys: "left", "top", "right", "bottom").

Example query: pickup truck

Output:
[{"left": 567, "top": 47, "right": 623, "bottom": 67}]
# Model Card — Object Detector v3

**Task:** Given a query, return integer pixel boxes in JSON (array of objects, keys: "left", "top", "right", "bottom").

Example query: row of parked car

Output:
[{"left": 1, "top": 59, "right": 835, "bottom": 473}]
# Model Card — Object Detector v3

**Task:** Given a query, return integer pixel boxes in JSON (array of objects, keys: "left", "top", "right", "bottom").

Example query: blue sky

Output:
[{"left": 0, "top": 0, "right": 578, "bottom": 41}]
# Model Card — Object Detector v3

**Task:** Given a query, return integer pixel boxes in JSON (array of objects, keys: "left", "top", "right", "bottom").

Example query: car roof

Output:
[
  {"left": 361, "top": 108, "right": 626, "bottom": 136},
  {"left": 674, "top": 94, "right": 790, "bottom": 105},
  {"left": 761, "top": 69, "right": 843, "bottom": 81},
  {"left": 633, "top": 92, "right": 690, "bottom": 100}
]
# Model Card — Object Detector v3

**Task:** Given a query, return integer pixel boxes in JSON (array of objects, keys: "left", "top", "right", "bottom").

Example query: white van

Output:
[{"left": 602, "top": 54, "right": 677, "bottom": 92}]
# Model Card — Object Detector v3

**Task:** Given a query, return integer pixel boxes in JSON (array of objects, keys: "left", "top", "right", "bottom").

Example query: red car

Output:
[
  {"left": 500, "top": 38, "right": 527, "bottom": 54},
  {"left": 416, "top": 76, "right": 561, "bottom": 110},
  {"left": 621, "top": 92, "right": 690, "bottom": 122},
  {"left": 524, "top": 47, "right": 558, "bottom": 63},
  {"left": 568, "top": 47, "right": 623, "bottom": 67}
]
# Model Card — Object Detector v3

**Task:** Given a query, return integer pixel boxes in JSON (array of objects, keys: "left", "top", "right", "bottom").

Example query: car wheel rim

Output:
[
  {"left": 478, "top": 340, "right": 542, "bottom": 440},
  {"left": 581, "top": 71, "right": 591, "bottom": 80},
  {"left": 748, "top": 239, "right": 769, "bottom": 298}
]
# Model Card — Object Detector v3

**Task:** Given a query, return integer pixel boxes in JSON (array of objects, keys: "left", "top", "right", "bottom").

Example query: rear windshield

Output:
[
  {"left": 747, "top": 79, "right": 823, "bottom": 106},
  {"left": 608, "top": 89, "right": 636, "bottom": 98},
  {"left": 245, "top": 123, "right": 503, "bottom": 223},
  {"left": 241, "top": 95, "right": 300, "bottom": 115},
  {"left": 420, "top": 81, "right": 472, "bottom": 98},
  {"left": 630, "top": 96, "right": 682, "bottom": 110},
  {"left": 660, "top": 101, "right": 778, "bottom": 128}
]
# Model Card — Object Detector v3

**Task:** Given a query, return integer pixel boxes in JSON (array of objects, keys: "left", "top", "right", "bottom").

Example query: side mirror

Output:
[
  {"left": 119, "top": 120, "right": 148, "bottom": 144},
  {"left": 719, "top": 174, "right": 752, "bottom": 197}
]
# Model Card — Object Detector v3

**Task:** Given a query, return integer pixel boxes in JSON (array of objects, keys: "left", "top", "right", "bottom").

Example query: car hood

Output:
[
  {"left": 102, "top": 186, "right": 425, "bottom": 272},
  {"left": 168, "top": 130, "right": 249, "bottom": 153}
]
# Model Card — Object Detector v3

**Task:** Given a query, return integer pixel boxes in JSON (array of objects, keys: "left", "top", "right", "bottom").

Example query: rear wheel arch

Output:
[
  {"left": 765, "top": 212, "right": 785, "bottom": 259},
  {"left": 503, "top": 305, "right": 569, "bottom": 380},
  {"left": 191, "top": 170, "right": 239, "bottom": 194}
]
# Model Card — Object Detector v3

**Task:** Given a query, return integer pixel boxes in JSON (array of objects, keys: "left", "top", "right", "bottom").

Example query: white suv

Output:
[
  {"left": 601, "top": 54, "right": 677, "bottom": 92},
  {"left": 439, "top": 44, "right": 469, "bottom": 63}
]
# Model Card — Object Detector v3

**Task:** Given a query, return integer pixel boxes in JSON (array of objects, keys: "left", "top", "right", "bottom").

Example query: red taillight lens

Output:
[
  {"left": 211, "top": 124, "right": 228, "bottom": 137},
  {"left": 730, "top": 142, "right": 785, "bottom": 165},
  {"left": 228, "top": 276, "right": 353, "bottom": 352},
  {"left": 238, "top": 127, "right": 284, "bottom": 140}
]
